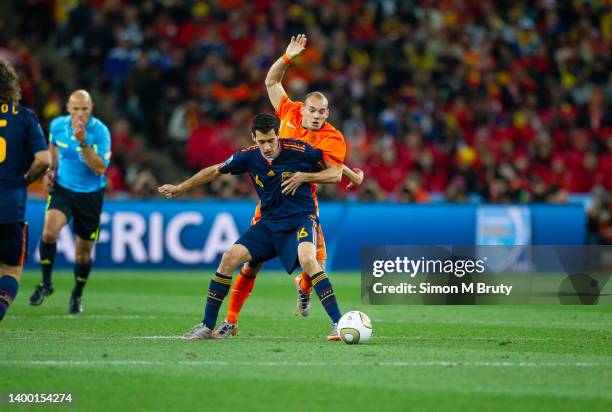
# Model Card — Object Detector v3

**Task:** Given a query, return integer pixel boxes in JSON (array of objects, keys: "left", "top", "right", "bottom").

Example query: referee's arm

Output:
[
  {"left": 80, "top": 143, "right": 107, "bottom": 175},
  {"left": 74, "top": 119, "right": 108, "bottom": 176}
]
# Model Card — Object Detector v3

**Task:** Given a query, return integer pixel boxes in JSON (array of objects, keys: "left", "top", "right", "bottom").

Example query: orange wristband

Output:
[{"left": 281, "top": 54, "right": 292, "bottom": 65}]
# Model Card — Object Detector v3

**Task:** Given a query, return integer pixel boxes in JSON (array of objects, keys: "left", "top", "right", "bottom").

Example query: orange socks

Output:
[
  {"left": 226, "top": 268, "right": 312, "bottom": 324},
  {"left": 226, "top": 269, "right": 256, "bottom": 324},
  {"left": 299, "top": 271, "right": 312, "bottom": 294}
]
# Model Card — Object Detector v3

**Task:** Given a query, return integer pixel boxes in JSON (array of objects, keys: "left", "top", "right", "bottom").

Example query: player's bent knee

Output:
[
  {"left": 41, "top": 231, "right": 58, "bottom": 243},
  {"left": 75, "top": 254, "right": 91, "bottom": 265},
  {"left": 298, "top": 254, "right": 319, "bottom": 274},
  {"left": 245, "top": 260, "right": 262, "bottom": 274},
  {"left": 241, "top": 262, "right": 260, "bottom": 278},
  {"left": 0, "top": 264, "right": 23, "bottom": 281},
  {"left": 75, "top": 245, "right": 93, "bottom": 262},
  {"left": 220, "top": 252, "right": 241, "bottom": 273},
  {"left": 219, "top": 244, "right": 251, "bottom": 274}
]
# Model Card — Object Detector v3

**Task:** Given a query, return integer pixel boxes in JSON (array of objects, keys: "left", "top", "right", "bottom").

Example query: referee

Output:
[{"left": 29, "top": 90, "right": 111, "bottom": 314}]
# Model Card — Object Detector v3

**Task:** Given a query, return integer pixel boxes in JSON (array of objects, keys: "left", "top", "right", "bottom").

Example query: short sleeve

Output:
[
  {"left": 275, "top": 95, "right": 302, "bottom": 120},
  {"left": 48, "top": 117, "right": 61, "bottom": 146},
  {"left": 318, "top": 131, "right": 346, "bottom": 166},
  {"left": 218, "top": 150, "right": 248, "bottom": 175},
  {"left": 26, "top": 110, "right": 48, "bottom": 154},
  {"left": 93, "top": 123, "right": 112, "bottom": 166}
]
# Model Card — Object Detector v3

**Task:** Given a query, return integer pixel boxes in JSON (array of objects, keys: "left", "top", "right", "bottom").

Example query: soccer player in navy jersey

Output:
[
  {"left": 158, "top": 113, "right": 343, "bottom": 340},
  {"left": 29, "top": 90, "right": 111, "bottom": 314},
  {"left": 0, "top": 59, "right": 50, "bottom": 321}
]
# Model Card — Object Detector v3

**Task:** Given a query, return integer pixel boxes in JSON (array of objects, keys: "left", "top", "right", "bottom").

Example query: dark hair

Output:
[
  {"left": 0, "top": 59, "right": 21, "bottom": 104},
  {"left": 251, "top": 113, "right": 279, "bottom": 136}
]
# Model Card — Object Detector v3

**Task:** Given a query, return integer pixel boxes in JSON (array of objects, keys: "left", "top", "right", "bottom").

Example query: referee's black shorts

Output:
[{"left": 47, "top": 183, "right": 105, "bottom": 241}]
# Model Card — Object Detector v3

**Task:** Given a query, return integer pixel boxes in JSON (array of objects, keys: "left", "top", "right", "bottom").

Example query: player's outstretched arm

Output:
[
  {"left": 343, "top": 165, "right": 364, "bottom": 189},
  {"left": 24, "top": 150, "right": 50, "bottom": 185},
  {"left": 265, "top": 34, "right": 307, "bottom": 110},
  {"left": 158, "top": 163, "right": 222, "bottom": 199},
  {"left": 281, "top": 160, "right": 342, "bottom": 195}
]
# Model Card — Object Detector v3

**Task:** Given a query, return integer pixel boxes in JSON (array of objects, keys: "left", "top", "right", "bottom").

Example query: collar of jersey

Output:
[{"left": 259, "top": 141, "right": 282, "bottom": 165}]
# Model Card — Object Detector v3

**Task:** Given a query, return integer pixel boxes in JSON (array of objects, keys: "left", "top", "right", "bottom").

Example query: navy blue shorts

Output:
[
  {"left": 47, "top": 183, "right": 104, "bottom": 240},
  {"left": 236, "top": 214, "right": 319, "bottom": 274},
  {"left": 0, "top": 222, "right": 28, "bottom": 266}
]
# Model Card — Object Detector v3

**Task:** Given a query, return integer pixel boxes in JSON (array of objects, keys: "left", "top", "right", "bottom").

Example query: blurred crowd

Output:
[
  {"left": 587, "top": 188, "right": 612, "bottom": 244},
  {"left": 2, "top": 0, "right": 611, "bottom": 209}
]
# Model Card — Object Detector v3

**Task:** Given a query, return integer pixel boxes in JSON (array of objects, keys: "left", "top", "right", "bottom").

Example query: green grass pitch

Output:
[{"left": 2, "top": 270, "right": 611, "bottom": 411}]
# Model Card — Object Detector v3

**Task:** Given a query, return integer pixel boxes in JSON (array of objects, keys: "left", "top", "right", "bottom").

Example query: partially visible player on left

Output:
[{"left": 0, "top": 59, "right": 50, "bottom": 321}]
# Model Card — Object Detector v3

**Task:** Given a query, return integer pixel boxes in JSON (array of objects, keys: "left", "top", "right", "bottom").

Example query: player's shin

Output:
[
  {"left": 299, "top": 244, "right": 341, "bottom": 323},
  {"left": 72, "top": 261, "right": 92, "bottom": 298},
  {"left": 39, "top": 241, "right": 57, "bottom": 286},
  {"left": 299, "top": 270, "right": 312, "bottom": 294},
  {"left": 310, "top": 271, "right": 342, "bottom": 324},
  {"left": 226, "top": 267, "right": 257, "bottom": 324},
  {"left": 0, "top": 274, "right": 19, "bottom": 321},
  {"left": 202, "top": 272, "right": 233, "bottom": 329}
]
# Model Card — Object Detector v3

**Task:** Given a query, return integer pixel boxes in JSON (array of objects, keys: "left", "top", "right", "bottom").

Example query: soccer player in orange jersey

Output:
[{"left": 218, "top": 34, "right": 364, "bottom": 337}]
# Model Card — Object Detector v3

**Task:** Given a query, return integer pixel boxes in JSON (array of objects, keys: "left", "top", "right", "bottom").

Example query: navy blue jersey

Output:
[
  {"left": 219, "top": 139, "right": 324, "bottom": 220},
  {"left": 0, "top": 104, "right": 47, "bottom": 223}
]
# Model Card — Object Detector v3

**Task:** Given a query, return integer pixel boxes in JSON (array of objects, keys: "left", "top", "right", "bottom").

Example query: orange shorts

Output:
[
  {"left": 251, "top": 203, "right": 327, "bottom": 261},
  {"left": 314, "top": 222, "right": 327, "bottom": 261}
]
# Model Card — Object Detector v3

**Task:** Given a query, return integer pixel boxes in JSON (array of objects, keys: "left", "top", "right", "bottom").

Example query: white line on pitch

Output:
[
  {"left": 390, "top": 318, "right": 612, "bottom": 328},
  {"left": 7, "top": 315, "right": 158, "bottom": 319},
  {"left": 9, "top": 315, "right": 610, "bottom": 328},
  {"left": 2, "top": 335, "right": 604, "bottom": 343},
  {"left": 1, "top": 335, "right": 310, "bottom": 341},
  {"left": 0, "top": 360, "right": 608, "bottom": 368}
]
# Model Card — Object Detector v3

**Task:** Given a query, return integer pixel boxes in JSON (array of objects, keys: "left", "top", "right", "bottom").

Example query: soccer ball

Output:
[{"left": 338, "top": 311, "right": 372, "bottom": 344}]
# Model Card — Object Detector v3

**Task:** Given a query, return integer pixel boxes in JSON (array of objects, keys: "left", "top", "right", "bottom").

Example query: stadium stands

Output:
[{"left": 4, "top": 1, "right": 610, "bottom": 208}]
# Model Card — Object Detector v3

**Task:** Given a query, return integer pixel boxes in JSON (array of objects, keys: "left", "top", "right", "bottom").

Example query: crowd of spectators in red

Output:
[{"left": 4, "top": 0, "right": 611, "bottom": 207}]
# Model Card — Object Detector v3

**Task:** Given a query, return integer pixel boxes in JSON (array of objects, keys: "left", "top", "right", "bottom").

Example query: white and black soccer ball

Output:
[{"left": 338, "top": 310, "right": 372, "bottom": 344}]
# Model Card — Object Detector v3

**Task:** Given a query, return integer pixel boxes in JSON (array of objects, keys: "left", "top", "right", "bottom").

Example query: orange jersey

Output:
[{"left": 276, "top": 95, "right": 347, "bottom": 167}]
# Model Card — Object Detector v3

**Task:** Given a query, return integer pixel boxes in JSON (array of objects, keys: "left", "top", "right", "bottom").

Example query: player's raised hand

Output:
[
  {"left": 346, "top": 168, "right": 364, "bottom": 189},
  {"left": 158, "top": 184, "right": 181, "bottom": 199},
  {"left": 285, "top": 34, "right": 307, "bottom": 59},
  {"left": 281, "top": 172, "right": 307, "bottom": 195}
]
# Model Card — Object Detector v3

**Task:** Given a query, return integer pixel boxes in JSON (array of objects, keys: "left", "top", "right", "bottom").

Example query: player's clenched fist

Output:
[{"left": 158, "top": 184, "right": 181, "bottom": 199}]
